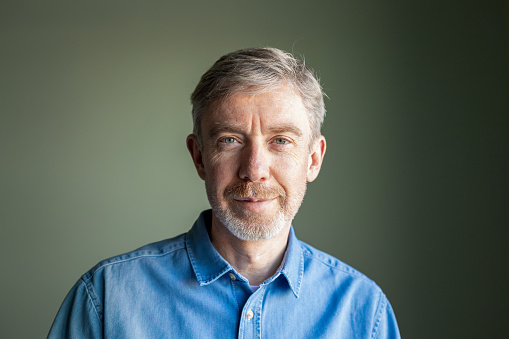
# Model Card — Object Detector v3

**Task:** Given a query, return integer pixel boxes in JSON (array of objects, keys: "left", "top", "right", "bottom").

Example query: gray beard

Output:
[
  {"left": 206, "top": 182, "right": 306, "bottom": 241},
  {"left": 213, "top": 204, "right": 289, "bottom": 241}
]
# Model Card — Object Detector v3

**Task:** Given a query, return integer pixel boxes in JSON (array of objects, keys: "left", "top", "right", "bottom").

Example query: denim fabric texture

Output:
[{"left": 48, "top": 210, "right": 400, "bottom": 338}]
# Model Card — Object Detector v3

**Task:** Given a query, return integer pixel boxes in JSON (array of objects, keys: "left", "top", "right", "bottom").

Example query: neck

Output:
[{"left": 210, "top": 213, "right": 290, "bottom": 286}]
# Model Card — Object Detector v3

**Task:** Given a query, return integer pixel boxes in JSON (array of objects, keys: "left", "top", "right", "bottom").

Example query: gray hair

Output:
[{"left": 190, "top": 47, "right": 326, "bottom": 147}]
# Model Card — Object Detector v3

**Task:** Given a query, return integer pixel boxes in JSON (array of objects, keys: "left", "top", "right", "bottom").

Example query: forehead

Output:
[{"left": 203, "top": 86, "right": 310, "bottom": 133}]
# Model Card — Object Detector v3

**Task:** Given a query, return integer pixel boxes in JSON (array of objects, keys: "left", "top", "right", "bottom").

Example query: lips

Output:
[
  {"left": 231, "top": 196, "right": 277, "bottom": 213},
  {"left": 233, "top": 197, "right": 276, "bottom": 202}
]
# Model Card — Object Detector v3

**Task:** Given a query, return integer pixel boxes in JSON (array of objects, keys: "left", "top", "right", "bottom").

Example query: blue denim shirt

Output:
[{"left": 48, "top": 210, "right": 400, "bottom": 338}]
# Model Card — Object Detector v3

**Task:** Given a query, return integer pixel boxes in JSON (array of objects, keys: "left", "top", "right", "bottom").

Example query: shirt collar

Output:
[
  {"left": 277, "top": 225, "right": 303, "bottom": 297},
  {"left": 186, "top": 210, "right": 233, "bottom": 285},
  {"left": 186, "top": 210, "right": 303, "bottom": 297}
]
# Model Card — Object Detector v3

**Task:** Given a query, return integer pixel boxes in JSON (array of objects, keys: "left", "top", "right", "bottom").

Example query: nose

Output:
[{"left": 238, "top": 142, "right": 270, "bottom": 182}]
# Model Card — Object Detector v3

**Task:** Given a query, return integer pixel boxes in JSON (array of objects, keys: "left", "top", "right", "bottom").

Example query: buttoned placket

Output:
[
  {"left": 238, "top": 285, "right": 264, "bottom": 339},
  {"left": 186, "top": 212, "right": 304, "bottom": 338},
  {"left": 227, "top": 270, "right": 264, "bottom": 339}
]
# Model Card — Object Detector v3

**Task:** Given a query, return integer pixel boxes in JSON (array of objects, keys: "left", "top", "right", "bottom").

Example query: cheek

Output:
[
  {"left": 273, "top": 148, "right": 299, "bottom": 165},
  {"left": 272, "top": 155, "right": 309, "bottom": 189},
  {"left": 204, "top": 154, "right": 238, "bottom": 187},
  {"left": 273, "top": 148, "right": 309, "bottom": 172},
  {"left": 207, "top": 147, "right": 239, "bottom": 168},
  {"left": 205, "top": 150, "right": 228, "bottom": 173}
]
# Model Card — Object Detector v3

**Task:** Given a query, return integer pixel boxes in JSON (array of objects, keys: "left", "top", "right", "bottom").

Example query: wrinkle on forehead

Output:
[{"left": 220, "top": 86, "right": 304, "bottom": 114}]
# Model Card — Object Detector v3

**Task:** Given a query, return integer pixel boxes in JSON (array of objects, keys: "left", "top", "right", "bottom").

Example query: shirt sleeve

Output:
[
  {"left": 373, "top": 294, "right": 401, "bottom": 339},
  {"left": 47, "top": 279, "right": 103, "bottom": 339}
]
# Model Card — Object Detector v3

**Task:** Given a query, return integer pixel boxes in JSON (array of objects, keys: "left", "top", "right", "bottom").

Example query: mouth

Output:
[
  {"left": 234, "top": 197, "right": 274, "bottom": 202},
  {"left": 232, "top": 196, "right": 277, "bottom": 211}
]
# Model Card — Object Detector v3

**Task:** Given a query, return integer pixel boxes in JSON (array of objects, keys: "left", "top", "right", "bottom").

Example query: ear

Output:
[
  {"left": 306, "top": 135, "right": 326, "bottom": 182},
  {"left": 186, "top": 134, "right": 206, "bottom": 180}
]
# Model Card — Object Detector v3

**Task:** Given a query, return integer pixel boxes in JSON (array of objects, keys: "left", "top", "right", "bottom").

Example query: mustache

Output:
[{"left": 225, "top": 182, "right": 285, "bottom": 200}]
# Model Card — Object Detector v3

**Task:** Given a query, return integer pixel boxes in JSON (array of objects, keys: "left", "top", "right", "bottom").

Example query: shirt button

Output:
[
  {"left": 246, "top": 309, "right": 254, "bottom": 320},
  {"left": 229, "top": 273, "right": 236, "bottom": 281}
]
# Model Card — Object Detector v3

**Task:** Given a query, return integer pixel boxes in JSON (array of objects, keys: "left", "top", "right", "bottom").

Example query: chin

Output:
[
  {"left": 206, "top": 182, "right": 306, "bottom": 241},
  {"left": 215, "top": 207, "right": 289, "bottom": 241}
]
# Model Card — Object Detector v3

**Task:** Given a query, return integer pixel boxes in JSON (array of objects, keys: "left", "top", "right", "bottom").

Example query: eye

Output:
[
  {"left": 220, "top": 137, "right": 237, "bottom": 144},
  {"left": 274, "top": 138, "right": 288, "bottom": 145}
]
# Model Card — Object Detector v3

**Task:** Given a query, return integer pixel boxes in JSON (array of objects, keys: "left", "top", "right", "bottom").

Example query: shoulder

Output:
[
  {"left": 297, "top": 240, "right": 398, "bottom": 337},
  {"left": 298, "top": 240, "right": 383, "bottom": 294},
  {"left": 82, "top": 233, "right": 188, "bottom": 283}
]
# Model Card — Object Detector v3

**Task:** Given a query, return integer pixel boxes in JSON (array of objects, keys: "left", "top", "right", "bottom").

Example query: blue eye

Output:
[
  {"left": 223, "top": 137, "right": 236, "bottom": 144},
  {"left": 274, "top": 138, "right": 287, "bottom": 144}
]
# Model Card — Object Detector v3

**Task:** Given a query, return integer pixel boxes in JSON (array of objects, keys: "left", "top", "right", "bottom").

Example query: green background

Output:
[{"left": 1, "top": 1, "right": 508, "bottom": 338}]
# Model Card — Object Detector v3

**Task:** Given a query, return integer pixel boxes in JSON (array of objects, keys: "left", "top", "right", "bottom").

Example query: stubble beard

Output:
[{"left": 206, "top": 181, "right": 307, "bottom": 241}]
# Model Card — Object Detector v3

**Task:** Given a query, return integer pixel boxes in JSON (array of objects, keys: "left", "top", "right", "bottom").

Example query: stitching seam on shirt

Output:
[
  {"left": 284, "top": 247, "right": 303, "bottom": 297},
  {"left": 297, "top": 246, "right": 304, "bottom": 295},
  {"left": 85, "top": 243, "right": 186, "bottom": 282},
  {"left": 80, "top": 278, "right": 103, "bottom": 330},
  {"left": 256, "top": 287, "right": 265, "bottom": 338},
  {"left": 230, "top": 278, "right": 240, "bottom": 312},
  {"left": 371, "top": 291, "right": 386, "bottom": 339},
  {"left": 186, "top": 234, "right": 203, "bottom": 282},
  {"left": 285, "top": 273, "right": 296, "bottom": 294},
  {"left": 204, "top": 266, "right": 232, "bottom": 284},
  {"left": 302, "top": 250, "right": 367, "bottom": 280}
]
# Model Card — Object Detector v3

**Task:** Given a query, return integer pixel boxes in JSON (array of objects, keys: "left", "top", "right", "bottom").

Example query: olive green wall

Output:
[{"left": 1, "top": 1, "right": 508, "bottom": 338}]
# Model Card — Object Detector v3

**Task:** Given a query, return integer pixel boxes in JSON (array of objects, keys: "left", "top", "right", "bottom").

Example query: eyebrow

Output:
[
  {"left": 207, "top": 123, "right": 304, "bottom": 141},
  {"left": 208, "top": 125, "right": 245, "bottom": 141},
  {"left": 267, "top": 124, "right": 304, "bottom": 138}
]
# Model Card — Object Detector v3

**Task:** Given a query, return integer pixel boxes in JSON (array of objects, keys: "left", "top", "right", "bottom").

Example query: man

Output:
[{"left": 48, "top": 47, "right": 400, "bottom": 338}]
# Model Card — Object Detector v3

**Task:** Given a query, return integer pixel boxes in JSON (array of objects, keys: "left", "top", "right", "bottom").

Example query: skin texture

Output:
[{"left": 187, "top": 85, "right": 326, "bottom": 285}]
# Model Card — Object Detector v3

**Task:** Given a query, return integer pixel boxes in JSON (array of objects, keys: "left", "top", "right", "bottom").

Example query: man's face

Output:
[{"left": 188, "top": 85, "right": 325, "bottom": 241}]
